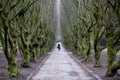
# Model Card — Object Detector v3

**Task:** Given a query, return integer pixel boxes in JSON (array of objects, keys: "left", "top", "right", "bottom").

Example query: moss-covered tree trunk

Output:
[
  {"left": 110, "top": 60, "right": 120, "bottom": 76},
  {"left": 2, "top": 20, "right": 10, "bottom": 64},
  {"left": 18, "top": 14, "right": 30, "bottom": 67},
  {"left": 8, "top": 51, "right": 18, "bottom": 77},
  {"left": 94, "top": 43, "right": 101, "bottom": 67},
  {"left": 105, "top": 25, "right": 117, "bottom": 76},
  {"left": 32, "top": 48, "right": 37, "bottom": 62},
  {"left": 105, "top": 2, "right": 120, "bottom": 76},
  {"left": 1, "top": 18, "right": 19, "bottom": 76},
  {"left": 21, "top": 46, "right": 30, "bottom": 67},
  {"left": 93, "top": 28, "right": 101, "bottom": 67},
  {"left": 84, "top": 33, "right": 92, "bottom": 62},
  {"left": 21, "top": 31, "right": 30, "bottom": 67},
  {"left": 105, "top": 44, "right": 116, "bottom": 76},
  {"left": 29, "top": 43, "right": 37, "bottom": 62}
]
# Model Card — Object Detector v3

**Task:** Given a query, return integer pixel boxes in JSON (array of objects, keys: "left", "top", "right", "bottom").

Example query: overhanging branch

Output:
[{"left": 9, "top": 0, "right": 39, "bottom": 21}]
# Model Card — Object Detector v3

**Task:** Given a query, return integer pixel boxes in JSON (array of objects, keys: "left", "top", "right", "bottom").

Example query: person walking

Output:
[{"left": 57, "top": 44, "right": 60, "bottom": 51}]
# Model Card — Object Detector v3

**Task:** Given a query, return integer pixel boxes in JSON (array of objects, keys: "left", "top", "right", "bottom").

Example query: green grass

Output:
[
  {"left": 101, "top": 48, "right": 120, "bottom": 56},
  {"left": 0, "top": 46, "right": 3, "bottom": 53},
  {"left": 116, "top": 50, "right": 120, "bottom": 56},
  {"left": 0, "top": 46, "right": 2, "bottom": 49},
  {"left": 102, "top": 48, "right": 107, "bottom": 52}
]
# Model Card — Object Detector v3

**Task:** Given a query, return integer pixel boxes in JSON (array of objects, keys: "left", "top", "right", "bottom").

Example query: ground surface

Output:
[
  {"left": 71, "top": 49, "right": 120, "bottom": 80},
  {"left": 0, "top": 44, "right": 120, "bottom": 80},
  {"left": 30, "top": 43, "right": 101, "bottom": 80},
  {"left": 0, "top": 51, "right": 49, "bottom": 80}
]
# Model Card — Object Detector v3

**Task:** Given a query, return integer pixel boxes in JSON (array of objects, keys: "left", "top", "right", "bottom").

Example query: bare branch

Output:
[
  {"left": 10, "top": 0, "right": 22, "bottom": 10},
  {"left": 9, "top": 0, "right": 39, "bottom": 21},
  {"left": 108, "top": 0, "right": 114, "bottom": 9}
]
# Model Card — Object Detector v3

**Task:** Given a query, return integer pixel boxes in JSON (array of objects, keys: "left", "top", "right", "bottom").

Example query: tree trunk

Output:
[
  {"left": 21, "top": 30, "right": 30, "bottom": 67},
  {"left": 8, "top": 52, "right": 18, "bottom": 77},
  {"left": 110, "top": 60, "right": 120, "bottom": 76},
  {"left": 2, "top": 20, "right": 10, "bottom": 62},
  {"left": 105, "top": 45, "right": 116, "bottom": 77},
  {"left": 93, "top": 27, "right": 101, "bottom": 67},
  {"left": 85, "top": 41, "right": 91, "bottom": 62},
  {"left": 84, "top": 34, "right": 92, "bottom": 62},
  {"left": 30, "top": 46, "right": 36, "bottom": 62},
  {"left": 94, "top": 43, "right": 101, "bottom": 67},
  {"left": 21, "top": 46, "right": 30, "bottom": 67}
]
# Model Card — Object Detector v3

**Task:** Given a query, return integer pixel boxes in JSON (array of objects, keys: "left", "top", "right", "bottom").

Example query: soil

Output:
[
  {"left": 1, "top": 49, "right": 120, "bottom": 80},
  {"left": 69, "top": 50, "right": 120, "bottom": 80},
  {"left": 0, "top": 51, "right": 49, "bottom": 80}
]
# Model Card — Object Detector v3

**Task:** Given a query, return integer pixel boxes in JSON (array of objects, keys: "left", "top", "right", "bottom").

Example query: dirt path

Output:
[{"left": 30, "top": 43, "right": 101, "bottom": 80}]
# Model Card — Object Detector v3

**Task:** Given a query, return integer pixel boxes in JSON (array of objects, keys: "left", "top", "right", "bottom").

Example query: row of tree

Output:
[
  {"left": 62, "top": 0, "right": 120, "bottom": 77},
  {"left": 0, "top": 0, "right": 55, "bottom": 77}
]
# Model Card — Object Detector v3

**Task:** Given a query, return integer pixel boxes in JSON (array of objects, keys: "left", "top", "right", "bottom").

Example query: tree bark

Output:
[
  {"left": 94, "top": 43, "right": 101, "bottom": 67},
  {"left": 105, "top": 45, "right": 116, "bottom": 76},
  {"left": 8, "top": 51, "right": 18, "bottom": 77}
]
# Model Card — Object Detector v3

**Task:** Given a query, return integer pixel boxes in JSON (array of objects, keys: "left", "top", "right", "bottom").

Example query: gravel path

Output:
[
  {"left": 0, "top": 44, "right": 120, "bottom": 80},
  {"left": 71, "top": 49, "right": 120, "bottom": 80},
  {"left": 0, "top": 50, "right": 49, "bottom": 80},
  {"left": 31, "top": 43, "right": 100, "bottom": 80}
]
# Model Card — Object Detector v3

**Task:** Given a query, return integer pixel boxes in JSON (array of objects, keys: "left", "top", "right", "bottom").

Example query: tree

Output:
[
  {"left": 0, "top": 0, "right": 55, "bottom": 77},
  {"left": 104, "top": 0, "right": 120, "bottom": 76}
]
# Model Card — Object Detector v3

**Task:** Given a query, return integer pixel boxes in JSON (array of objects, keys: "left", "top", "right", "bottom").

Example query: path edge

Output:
[
  {"left": 68, "top": 52, "right": 102, "bottom": 80},
  {"left": 27, "top": 52, "right": 51, "bottom": 80}
]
